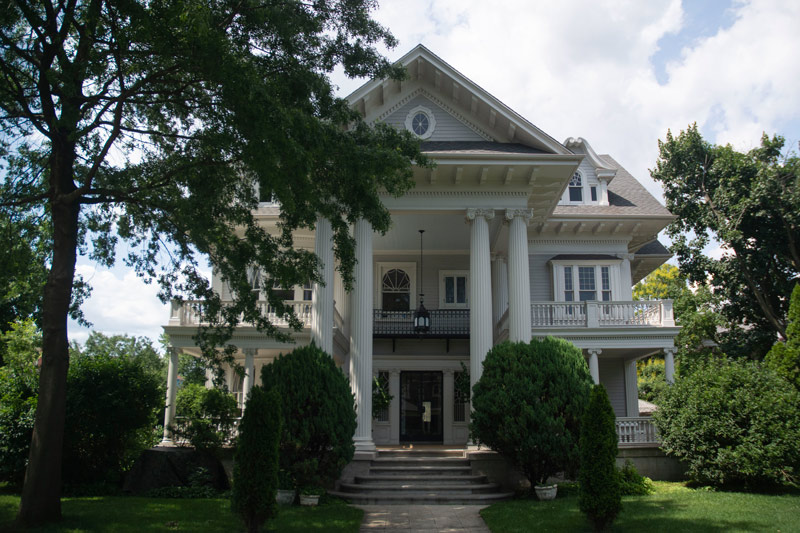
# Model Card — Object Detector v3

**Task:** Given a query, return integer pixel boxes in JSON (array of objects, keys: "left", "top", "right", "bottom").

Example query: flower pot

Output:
[
  {"left": 299, "top": 494, "right": 319, "bottom": 506},
  {"left": 534, "top": 484, "right": 558, "bottom": 501},
  {"left": 276, "top": 489, "right": 295, "bottom": 505}
]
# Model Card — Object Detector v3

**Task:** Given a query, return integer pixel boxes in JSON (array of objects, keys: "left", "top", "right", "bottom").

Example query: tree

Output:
[
  {"left": 231, "top": 386, "right": 280, "bottom": 533},
  {"left": 470, "top": 338, "right": 593, "bottom": 487},
  {"left": 579, "top": 385, "right": 621, "bottom": 532},
  {"left": 651, "top": 125, "right": 799, "bottom": 352},
  {"left": 1, "top": 1, "right": 426, "bottom": 524},
  {"left": 765, "top": 283, "right": 800, "bottom": 389},
  {"left": 70, "top": 331, "right": 165, "bottom": 382}
]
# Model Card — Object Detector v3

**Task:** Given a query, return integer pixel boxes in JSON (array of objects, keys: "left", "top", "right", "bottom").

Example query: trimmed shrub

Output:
[
  {"left": 654, "top": 357, "right": 800, "bottom": 487},
  {"left": 470, "top": 338, "right": 593, "bottom": 486},
  {"left": 261, "top": 344, "right": 356, "bottom": 489},
  {"left": 231, "top": 386, "right": 280, "bottom": 533},
  {"left": 172, "top": 383, "right": 239, "bottom": 453},
  {"left": 579, "top": 385, "right": 621, "bottom": 531},
  {"left": 618, "top": 460, "right": 654, "bottom": 496},
  {"left": 766, "top": 283, "right": 800, "bottom": 390}
]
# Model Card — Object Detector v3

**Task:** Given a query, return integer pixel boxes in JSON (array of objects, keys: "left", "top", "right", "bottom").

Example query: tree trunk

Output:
[{"left": 17, "top": 148, "right": 80, "bottom": 526}]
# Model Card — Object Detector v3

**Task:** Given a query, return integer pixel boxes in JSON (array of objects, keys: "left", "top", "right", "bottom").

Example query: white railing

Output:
[
  {"left": 169, "top": 300, "right": 313, "bottom": 327},
  {"left": 615, "top": 417, "right": 659, "bottom": 446},
  {"left": 530, "top": 300, "right": 674, "bottom": 328}
]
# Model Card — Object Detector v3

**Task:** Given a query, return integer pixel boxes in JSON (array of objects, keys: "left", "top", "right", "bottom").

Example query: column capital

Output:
[
  {"left": 465, "top": 208, "right": 495, "bottom": 222},
  {"left": 243, "top": 348, "right": 257, "bottom": 356},
  {"left": 504, "top": 208, "right": 534, "bottom": 224},
  {"left": 443, "top": 369, "right": 455, "bottom": 377},
  {"left": 587, "top": 348, "right": 602, "bottom": 356}
]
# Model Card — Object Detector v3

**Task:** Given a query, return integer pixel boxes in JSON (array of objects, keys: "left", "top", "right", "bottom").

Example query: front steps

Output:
[{"left": 330, "top": 448, "right": 513, "bottom": 505}]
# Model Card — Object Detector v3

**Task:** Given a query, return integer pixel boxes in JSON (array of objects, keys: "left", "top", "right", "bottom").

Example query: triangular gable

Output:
[{"left": 347, "top": 45, "right": 571, "bottom": 155}]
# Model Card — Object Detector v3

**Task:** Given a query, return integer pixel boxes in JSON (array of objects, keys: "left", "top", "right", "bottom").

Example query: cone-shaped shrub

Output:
[
  {"left": 231, "top": 386, "right": 280, "bottom": 533},
  {"left": 579, "top": 385, "right": 622, "bottom": 531},
  {"left": 470, "top": 338, "right": 593, "bottom": 486},
  {"left": 261, "top": 344, "right": 356, "bottom": 488},
  {"left": 766, "top": 283, "right": 800, "bottom": 390}
]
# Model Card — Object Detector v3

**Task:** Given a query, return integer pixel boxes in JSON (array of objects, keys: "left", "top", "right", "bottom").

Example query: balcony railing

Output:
[
  {"left": 169, "top": 299, "right": 313, "bottom": 327},
  {"left": 530, "top": 300, "right": 675, "bottom": 328},
  {"left": 615, "top": 417, "right": 659, "bottom": 446},
  {"left": 373, "top": 309, "right": 470, "bottom": 338}
]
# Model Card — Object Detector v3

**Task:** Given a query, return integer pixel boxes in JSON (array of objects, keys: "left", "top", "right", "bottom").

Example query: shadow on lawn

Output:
[{"left": 618, "top": 497, "right": 765, "bottom": 532}]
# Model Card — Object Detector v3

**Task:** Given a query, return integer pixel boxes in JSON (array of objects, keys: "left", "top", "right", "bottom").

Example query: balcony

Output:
[
  {"left": 530, "top": 300, "right": 675, "bottom": 328},
  {"left": 615, "top": 417, "right": 659, "bottom": 447},
  {"left": 373, "top": 309, "right": 470, "bottom": 339},
  {"left": 169, "top": 299, "right": 313, "bottom": 327}
]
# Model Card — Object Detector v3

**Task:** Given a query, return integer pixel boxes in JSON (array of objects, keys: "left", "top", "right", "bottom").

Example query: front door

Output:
[{"left": 400, "top": 371, "right": 443, "bottom": 442}]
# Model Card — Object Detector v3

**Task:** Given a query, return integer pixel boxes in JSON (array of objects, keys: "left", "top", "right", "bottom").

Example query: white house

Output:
[{"left": 161, "top": 45, "right": 678, "bottom": 456}]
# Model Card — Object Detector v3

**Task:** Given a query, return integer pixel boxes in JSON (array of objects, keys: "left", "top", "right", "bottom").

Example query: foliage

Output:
[
  {"left": 71, "top": 333, "right": 165, "bottom": 383},
  {"left": 147, "top": 467, "right": 220, "bottom": 499},
  {"left": 179, "top": 354, "right": 209, "bottom": 387},
  {"left": 579, "top": 385, "right": 622, "bottom": 531},
  {"left": 637, "top": 357, "right": 669, "bottom": 402},
  {"left": 654, "top": 357, "right": 800, "bottom": 488},
  {"left": 470, "top": 338, "right": 593, "bottom": 485},
  {"left": 172, "top": 383, "right": 239, "bottom": 453},
  {"left": 231, "top": 386, "right": 280, "bottom": 533},
  {"left": 765, "top": 283, "right": 800, "bottom": 389},
  {"left": 0, "top": 320, "right": 40, "bottom": 486},
  {"left": 618, "top": 460, "right": 655, "bottom": 496},
  {"left": 651, "top": 125, "right": 799, "bottom": 353},
  {"left": 1, "top": 0, "right": 426, "bottom": 522},
  {"left": 261, "top": 344, "right": 356, "bottom": 489},
  {"left": 372, "top": 374, "right": 392, "bottom": 419},
  {"left": 62, "top": 351, "right": 163, "bottom": 486},
  {"left": 454, "top": 361, "right": 471, "bottom": 403}
]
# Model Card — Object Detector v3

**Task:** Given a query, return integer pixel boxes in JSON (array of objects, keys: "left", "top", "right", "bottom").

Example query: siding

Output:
[
  {"left": 599, "top": 358, "right": 626, "bottom": 417},
  {"left": 529, "top": 254, "right": 552, "bottom": 300},
  {"left": 384, "top": 95, "right": 485, "bottom": 141}
]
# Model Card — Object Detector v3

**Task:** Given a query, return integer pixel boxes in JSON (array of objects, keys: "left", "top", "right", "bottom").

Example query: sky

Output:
[{"left": 68, "top": 0, "right": 800, "bottom": 348}]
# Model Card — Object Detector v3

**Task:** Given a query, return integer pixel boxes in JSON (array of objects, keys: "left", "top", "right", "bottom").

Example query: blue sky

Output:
[{"left": 69, "top": 0, "right": 800, "bottom": 348}]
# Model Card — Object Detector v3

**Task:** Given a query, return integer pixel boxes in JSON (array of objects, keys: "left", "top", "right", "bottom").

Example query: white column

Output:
[
  {"left": 443, "top": 370, "right": 455, "bottom": 445},
  {"left": 506, "top": 209, "right": 533, "bottom": 342},
  {"left": 312, "top": 216, "right": 335, "bottom": 354},
  {"left": 334, "top": 268, "right": 350, "bottom": 339},
  {"left": 350, "top": 219, "right": 376, "bottom": 453},
  {"left": 588, "top": 348, "right": 601, "bottom": 385},
  {"left": 161, "top": 348, "right": 179, "bottom": 444},
  {"left": 467, "top": 208, "right": 495, "bottom": 391},
  {"left": 624, "top": 358, "right": 639, "bottom": 417},
  {"left": 620, "top": 254, "right": 634, "bottom": 300},
  {"left": 389, "top": 369, "right": 400, "bottom": 444},
  {"left": 242, "top": 348, "right": 256, "bottom": 403},
  {"left": 664, "top": 347, "right": 675, "bottom": 384},
  {"left": 491, "top": 255, "right": 508, "bottom": 324}
]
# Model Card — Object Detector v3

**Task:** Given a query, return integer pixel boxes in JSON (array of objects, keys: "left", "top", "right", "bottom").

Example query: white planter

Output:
[
  {"left": 276, "top": 489, "right": 295, "bottom": 505},
  {"left": 534, "top": 484, "right": 558, "bottom": 501},
  {"left": 299, "top": 494, "right": 320, "bottom": 506}
]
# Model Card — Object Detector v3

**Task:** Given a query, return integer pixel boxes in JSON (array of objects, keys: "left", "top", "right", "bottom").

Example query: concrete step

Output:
[
  {"left": 355, "top": 474, "right": 489, "bottom": 485},
  {"left": 338, "top": 482, "right": 502, "bottom": 495},
  {"left": 369, "top": 465, "right": 473, "bottom": 476},
  {"left": 376, "top": 449, "right": 466, "bottom": 459},
  {"left": 328, "top": 490, "right": 514, "bottom": 505},
  {"left": 371, "top": 457, "right": 471, "bottom": 468}
]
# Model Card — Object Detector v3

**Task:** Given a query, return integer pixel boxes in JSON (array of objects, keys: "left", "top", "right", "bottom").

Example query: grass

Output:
[
  {"left": 0, "top": 494, "right": 363, "bottom": 532},
  {"left": 480, "top": 481, "right": 800, "bottom": 532}
]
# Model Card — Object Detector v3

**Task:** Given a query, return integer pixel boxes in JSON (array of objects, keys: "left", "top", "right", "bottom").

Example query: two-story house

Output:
[{"left": 161, "top": 45, "right": 678, "bottom": 458}]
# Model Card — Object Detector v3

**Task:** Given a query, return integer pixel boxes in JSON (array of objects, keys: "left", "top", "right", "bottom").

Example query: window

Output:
[
  {"left": 553, "top": 261, "right": 620, "bottom": 303},
  {"left": 578, "top": 266, "right": 596, "bottom": 301},
  {"left": 404, "top": 105, "right": 436, "bottom": 139},
  {"left": 563, "top": 266, "right": 574, "bottom": 301},
  {"left": 303, "top": 282, "right": 313, "bottom": 301},
  {"left": 601, "top": 267, "right": 611, "bottom": 301},
  {"left": 590, "top": 186, "right": 598, "bottom": 202},
  {"left": 569, "top": 172, "right": 583, "bottom": 202},
  {"left": 382, "top": 269, "right": 411, "bottom": 311},
  {"left": 247, "top": 267, "right": 263, "bottom": 297},
  {"left": 440, "top": 271, "right": 469, "bottom": 308}
]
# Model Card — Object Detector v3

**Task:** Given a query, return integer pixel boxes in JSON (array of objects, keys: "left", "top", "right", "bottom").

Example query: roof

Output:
[
  {"left": 553, "top": 155, "right": 673, "bottom": 217},
  {"left": 550, "top": 254, "right": 619, "bottom": 261},
  {"left": 635, "top": 240, "right": 671, "bottom": 256},
  {"left": 639, "top": 399, "right": 658, "bottom": 416},
  {"left": 421, "top": 141, "right": 548, "bottom": 155}
]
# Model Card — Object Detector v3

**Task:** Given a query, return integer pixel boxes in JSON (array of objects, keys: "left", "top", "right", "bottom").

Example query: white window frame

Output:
[
  {"left": 374, "top": 262, "right": 417, "bottom": 310},
  {"left": 551, "top": 260, "right": 622, "bottom": 302},
  {"left": 560, "top": 170, "right": 604, "bottom": 206},
  {"left": 439, "top": 270, "right": 470, "bottom": 309},
  {"left": 404, "top": 105, "right": 437, "bottom": 140}
]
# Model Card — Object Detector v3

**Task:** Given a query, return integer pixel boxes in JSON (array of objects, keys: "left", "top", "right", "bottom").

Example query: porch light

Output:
[{"left": 414, "top": 229, "right": 431, "bottom": 333}]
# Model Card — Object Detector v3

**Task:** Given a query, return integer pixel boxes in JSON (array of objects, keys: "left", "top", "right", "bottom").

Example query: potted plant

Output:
[
  {"left": 299, "top": 487, "right": 324, "bottom": 506},
  {"left": 534, "top": 483, "right": 558, "bottom": 501},
  {"left": 275, "top": 469, "right": 295, "bottom": 505}
]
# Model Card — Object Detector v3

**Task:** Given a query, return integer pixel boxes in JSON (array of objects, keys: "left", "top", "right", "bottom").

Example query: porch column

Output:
[
  {"left": 350, "top": 218, "right": 376, "bottom": 453},
  {"left": 312, "top": 216, "right": 334, "bottom": 354},
  {"left": 506, "top": 209, "right": 533, "bottom": 342},
  {"left": 443, "top": 370, "right": 455, "bottom": 445},
  {"left": 588, "top": 348, "right": 601, "bottom": 385},
  {"left": 619, "top": 254, "right": 634, "bottom": 300},
  {"left": 491, "top": 254, "right": 508, "bottom": 325},
  {"left": 664, "top": 347, "right": 676, "bottom": 384},
  {"left": 161, "top": 348, "right": 179, "bottom": 444},
  {"left": 242, "top": 348, "right": 256, "bottom": 403},
  {"left": 389, "top": 369, "right": 400, "bottom": 444},
  {"left": 467, "top": 208, "right": 494, "bottom": 391},
  {"left": 624, "top": 358, "right": 639, "bottom": 417}
]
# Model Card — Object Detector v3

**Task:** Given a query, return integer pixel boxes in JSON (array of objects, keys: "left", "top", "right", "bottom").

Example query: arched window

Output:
[
  {"left": 569, "top": 171, "right": 583, "bottom": 202},
  {"left": 382, "top": 269, "right": 411, "bottom": 311}
]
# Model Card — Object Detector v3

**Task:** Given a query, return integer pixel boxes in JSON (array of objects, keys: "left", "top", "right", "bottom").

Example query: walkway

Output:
[{"left": 357, "top": 504, "right": 490, "bottom": 533}]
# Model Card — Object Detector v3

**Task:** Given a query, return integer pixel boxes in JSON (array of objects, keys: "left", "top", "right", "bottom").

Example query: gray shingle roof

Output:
[
  {"left": 421, "top": 141, "right": 549, "bottom": 155},
  {"left": 635, "top": 240, "right": 671, "bottom": 256},
  {"left": 553, "top": 155, "right": 672, "bottom": 217}
]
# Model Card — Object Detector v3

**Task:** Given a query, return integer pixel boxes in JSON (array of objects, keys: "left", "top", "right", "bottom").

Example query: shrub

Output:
[
  {"left": 63, "top": 352, "right": 163, "bottom": 485},
  {"left": 618, "top": 460, "right": 654, "bottom": 496},
  {"left": 172, "top": 383, "right": 239, "bottom": 453},
  {"left": 637, "top": 357, "right": 669, "bottom": 402},
  {"left": 231, "top": 386, "right": 280, "bottom": 533},
  {"left": 261, "top": 344, "right": 356, "bottom": 488},
  {"left": 654, "top": 357, "right": 800, "bottom": 488},
  {"left": 766, "top": 283, "right": 800, "bottom": 390},
  {"left": 470, "top": 338, "right": 593, "bottom": 486},
  {"left": 579, "top": 385, "right": 621, "bottom": 531},
  {"left": 147, "top": 467, "right": 220, "bottom": 499}
]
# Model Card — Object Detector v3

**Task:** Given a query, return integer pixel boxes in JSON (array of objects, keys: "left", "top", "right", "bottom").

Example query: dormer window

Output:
[{"left": 569, "top": 172, "right": 583, "bottom": 202}]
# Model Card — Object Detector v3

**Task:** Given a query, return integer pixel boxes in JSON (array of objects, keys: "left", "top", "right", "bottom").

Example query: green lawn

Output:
[
  {"left": 0, "top": 495, "right": 363, "bottom": 532},
  {"left": 481, "top": 482, "right": 800, "bottom": 533}
]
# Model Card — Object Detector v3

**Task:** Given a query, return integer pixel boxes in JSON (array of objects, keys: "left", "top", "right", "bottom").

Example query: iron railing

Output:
[{"left": 373, "top": 309, "right": 470, "bottom": 338}]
